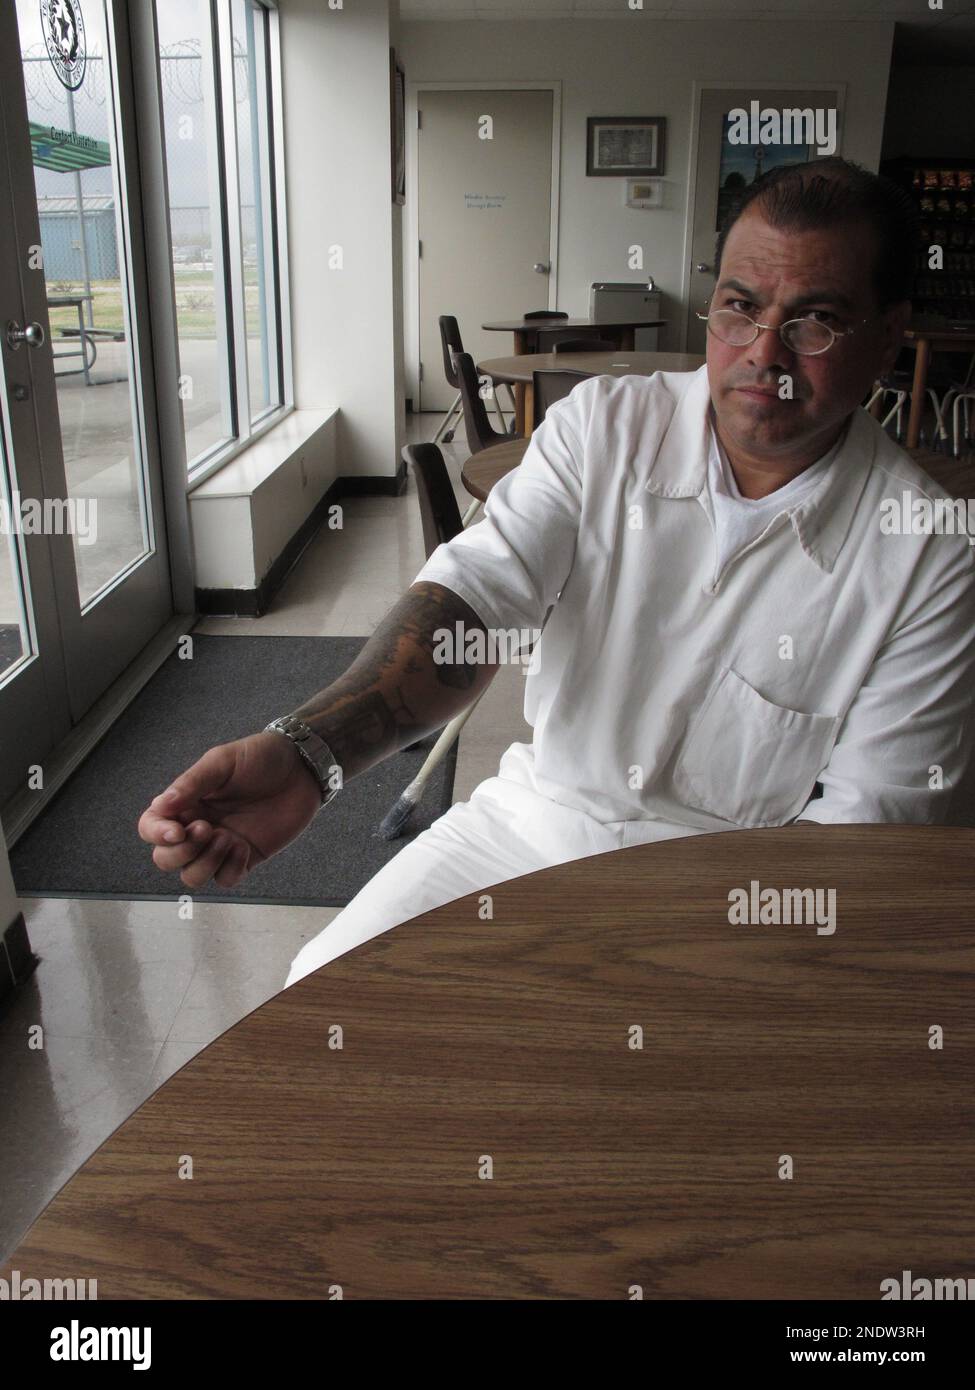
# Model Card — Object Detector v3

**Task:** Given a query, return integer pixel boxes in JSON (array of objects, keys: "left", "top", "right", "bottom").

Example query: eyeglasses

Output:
[{"left": 696, "top": 306, "right": 866, "bottom": 356}]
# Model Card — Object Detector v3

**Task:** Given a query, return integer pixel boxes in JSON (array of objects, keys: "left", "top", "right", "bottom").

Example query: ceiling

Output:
[{"left": 398, "top": 0, "right": 975, "bottom": 65}]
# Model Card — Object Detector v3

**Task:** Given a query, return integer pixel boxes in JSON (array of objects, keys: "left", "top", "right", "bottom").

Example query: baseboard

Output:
[
  {"left": 194, "top": 459, "right": 409, "bottom": 618},
  {"left": 335, "top": 457, "right": 408, "bottom": 498}
]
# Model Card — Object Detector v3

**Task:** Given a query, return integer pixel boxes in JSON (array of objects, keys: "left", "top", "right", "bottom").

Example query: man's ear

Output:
[{"left": 878, "top": 299, "right": 912, "bottom": 375}]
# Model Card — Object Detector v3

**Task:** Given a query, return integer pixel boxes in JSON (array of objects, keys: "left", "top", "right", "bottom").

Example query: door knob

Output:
[
  {"left": 533, "top": 262, "right": 551, "bottom": 274},
  {"left": 6, "top": 320, "right": 46, "bottom": 350},
  {"left": 695, "top": 263, "right": 712, "bottom": 274}
]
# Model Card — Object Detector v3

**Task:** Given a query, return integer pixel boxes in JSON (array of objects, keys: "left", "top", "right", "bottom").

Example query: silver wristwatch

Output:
[{"left": 264, "top": 715, "right": 342, "bottom": 809}]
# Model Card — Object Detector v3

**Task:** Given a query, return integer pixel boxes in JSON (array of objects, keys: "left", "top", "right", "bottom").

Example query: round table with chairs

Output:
[
  {"left": 482, "top": 314, "right": 668, "bottom": 435},
  {"left": 477, "top": 349, "right": 706, "bottom": 435}
]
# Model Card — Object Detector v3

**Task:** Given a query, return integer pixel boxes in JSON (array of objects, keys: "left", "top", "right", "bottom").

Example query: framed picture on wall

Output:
[
  {"left": 587, "top": 116, "right": 666, "bottom": 177},
  {"left": 390, "top": 49, "right": 406, "bottom": 205}
]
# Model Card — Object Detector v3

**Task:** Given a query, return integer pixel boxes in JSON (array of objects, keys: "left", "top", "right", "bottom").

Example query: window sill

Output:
[
  {"left": 188, "top": 407, "right": 336, "bottom": 498},
  {"left": 186, "top": 404, "right": 294, "bottom": 493},
  {"left": 188, "top": 407, "right": 339, "bottom": 598}
]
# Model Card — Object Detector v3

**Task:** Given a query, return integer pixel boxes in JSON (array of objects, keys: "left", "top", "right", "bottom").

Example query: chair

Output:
[
  {"left": 533, "top": 328, "right": 615, "bottom": 354},
  {"left": 455, "top": 349, "right": 523, "bottom": 454},
  {"left": 531, "top": 368, "right": 591, "bottom": 431},
  {"left": 865, "top": 372, "right": 911, "bottom": 439},
  {"left": 945, "top": 352, "right": 975, "bottom": 458},
  {"left": 951, "top": 388, "right": 975, "bottom": 457},
  {"left": 405, "top": 441, "right": 465, "bottom": 556},
  {"left": 553, "top": 335, "right": 616, "bottom": 354},
  {"left": 377, "top": 442, "right": 494, "bottom": 838},
  {"left": 432, "top": 316, "right": 515, "bottom": 445},
  {"left": 521, "top": 310, "right": 571, "bottom": 354},
  {"left": 865, "top": 369, "right": 949, "bottom": 446}
]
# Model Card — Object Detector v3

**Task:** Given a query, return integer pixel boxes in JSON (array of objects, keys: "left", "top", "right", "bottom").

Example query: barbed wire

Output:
[
  {"left": 21, "top": 39, "right": 250, "bottom": 114},
  {"left": 159, "top": 40, "right": 252, "bottom": 104},
  {"left": 22, "top": 42, "right": 104, "bottom": 108},
  {"left": 163, "top": 39, "right": 205, "bottom": 104}
]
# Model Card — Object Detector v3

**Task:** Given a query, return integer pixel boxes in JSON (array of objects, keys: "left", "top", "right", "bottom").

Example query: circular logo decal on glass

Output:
[{"left": 39, "top": 0, "right": 87, "bottom": 92}]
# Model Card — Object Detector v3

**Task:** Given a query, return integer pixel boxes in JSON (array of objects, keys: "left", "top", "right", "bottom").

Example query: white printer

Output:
[{"left": 589, "top": 280, "right": 661, "bottom": 350}]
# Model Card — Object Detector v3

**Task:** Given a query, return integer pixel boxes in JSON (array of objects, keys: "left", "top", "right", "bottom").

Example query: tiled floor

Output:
[{"left": 0, "top": 408, "right": 532, "bottom": 1264}]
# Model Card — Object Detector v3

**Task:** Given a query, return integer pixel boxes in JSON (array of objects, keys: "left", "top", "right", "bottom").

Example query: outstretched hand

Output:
[{"left": 137, "top": 731, "right": 323, "bottom": 889}]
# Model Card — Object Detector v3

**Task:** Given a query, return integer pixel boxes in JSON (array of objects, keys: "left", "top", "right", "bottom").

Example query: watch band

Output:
[{"left": 264, "top": 715, "right": 342, "bottom": 808}]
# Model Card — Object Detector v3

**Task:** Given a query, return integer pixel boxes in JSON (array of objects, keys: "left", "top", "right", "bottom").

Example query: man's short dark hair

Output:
[{"left": 714, "top": 157, "right": 919, "bottom": 310}]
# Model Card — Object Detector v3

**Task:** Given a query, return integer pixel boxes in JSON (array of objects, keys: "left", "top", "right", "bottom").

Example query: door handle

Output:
[
  {"left": 695, "top": 263, "right": 712, "bottom": 274},
  {"left": 533, "top": 262, "right": 551, "bottom": 274},
  {"left": 6, "top": 320, "right": 46, "bottom": 350}
]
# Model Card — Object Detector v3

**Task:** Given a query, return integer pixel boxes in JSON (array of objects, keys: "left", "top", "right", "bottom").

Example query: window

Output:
[
  {"left": 156, "top": 0, "right": 288, "bottom": 480},
  {"left": 157, "top": 0, "right": 234, "bottom": 467},
  {"left": 231, "top": 0, "right": 281, "bottom": 422}
]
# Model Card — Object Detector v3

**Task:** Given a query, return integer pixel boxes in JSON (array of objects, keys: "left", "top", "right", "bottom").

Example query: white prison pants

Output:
[{"left": 284, "top": 773, "right": 632, "bottom": 987}]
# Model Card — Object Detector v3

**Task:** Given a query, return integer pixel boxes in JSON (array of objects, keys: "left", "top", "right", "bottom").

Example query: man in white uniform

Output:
[{"left": 139, "top": 159, "right": 975, "bottom": 985}]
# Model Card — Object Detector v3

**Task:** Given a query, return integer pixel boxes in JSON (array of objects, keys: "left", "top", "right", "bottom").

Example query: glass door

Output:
[{"left": 0, "top": 0, "right": 173, "bottom": 809}]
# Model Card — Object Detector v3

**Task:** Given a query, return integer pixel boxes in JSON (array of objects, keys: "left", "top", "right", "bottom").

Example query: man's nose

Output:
[{"left": 745, "top": 320, "right": 795, "bottom": 375}]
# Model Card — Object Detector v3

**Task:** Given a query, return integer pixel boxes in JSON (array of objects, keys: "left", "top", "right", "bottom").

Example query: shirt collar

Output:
[{"left": 643, "top": 364, "right": 877, "bottom": 573}]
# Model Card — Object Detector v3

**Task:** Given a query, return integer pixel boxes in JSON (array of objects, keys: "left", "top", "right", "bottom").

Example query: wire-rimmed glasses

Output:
[{"left": 696, "top": 305, "right": 866, "bottom": 356}]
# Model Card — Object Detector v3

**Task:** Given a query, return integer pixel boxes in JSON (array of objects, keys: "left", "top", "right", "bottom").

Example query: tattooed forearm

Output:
[
  {"left": 347, "top": 580, "right": 485, "bottom": 686},
  {"left": 288, "top": 582, "right": 500, "bottom": 781}
]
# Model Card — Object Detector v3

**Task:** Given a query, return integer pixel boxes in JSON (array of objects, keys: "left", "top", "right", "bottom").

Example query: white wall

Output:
[
  {"left": 279, "top": 0, "right": 405, "bottom": 481},
  {"left": 398, "top": 16, "right": 895, "bottom": 380},
  {"left": 882, "top": 68, "right": 975, "bottom": 160}
]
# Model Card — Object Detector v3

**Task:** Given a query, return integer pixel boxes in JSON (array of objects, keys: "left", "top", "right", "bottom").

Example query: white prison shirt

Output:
[
  {"left": 414, "top": 365, "right": 975, "bottom": 836},
  {"left": 704, "top": 411, "right": 841, "bottom": 587}
]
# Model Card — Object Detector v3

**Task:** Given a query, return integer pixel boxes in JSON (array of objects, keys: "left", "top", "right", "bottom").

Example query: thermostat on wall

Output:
[{"left": 626, "top": 179, "right": 663, "bottom": 208}]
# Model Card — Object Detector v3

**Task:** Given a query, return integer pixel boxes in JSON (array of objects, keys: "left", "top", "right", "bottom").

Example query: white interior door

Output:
[
  {"left": 684, "top": 86, "right": 843, "bottom": 354},
  {"left": 417, "top": 88, "right": 555, "bottom": 412}
]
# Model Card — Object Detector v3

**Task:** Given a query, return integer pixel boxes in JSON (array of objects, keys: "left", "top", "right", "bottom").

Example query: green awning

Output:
[{"left": 30, "top": 121, "right": 111, "bottom": 172}]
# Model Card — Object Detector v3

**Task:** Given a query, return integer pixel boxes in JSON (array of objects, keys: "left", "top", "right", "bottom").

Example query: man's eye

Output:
[
  {"left": 799, "top": 309, "right": 837, "bottom": 323},
  {"left": 727, "top": 299, "right": 754, "bottom": 314}
]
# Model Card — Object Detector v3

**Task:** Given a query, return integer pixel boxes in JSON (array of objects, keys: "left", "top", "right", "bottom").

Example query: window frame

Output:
[
  {"left": 155, "top": 0, "right": 292, "bottom": 491},
  {"left": 234, "top": 0, "right": 283, "bottom": 425}
]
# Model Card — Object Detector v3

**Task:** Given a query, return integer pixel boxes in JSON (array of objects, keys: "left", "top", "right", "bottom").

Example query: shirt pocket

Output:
[{"left": 671, "top": 666, "right": 842, "bottom": 828}]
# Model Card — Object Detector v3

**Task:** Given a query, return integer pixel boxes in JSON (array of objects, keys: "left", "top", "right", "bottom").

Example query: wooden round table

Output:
[
  {"left": 477, "top": 349, "right": 705, "bottom": 434},
  {"left": 3, "top": 824, "right": 972, "bottom": 1300},
  {"left": 483, "top": 316, "right": 666, "bottom": 355},
  {"left": 461, "top": 437, "right": 529, "bottom": 502}
]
